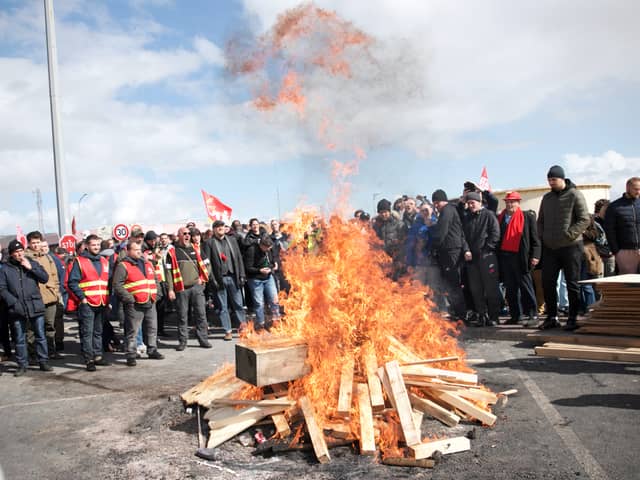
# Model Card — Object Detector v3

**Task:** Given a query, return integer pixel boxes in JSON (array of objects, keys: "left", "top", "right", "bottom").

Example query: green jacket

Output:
[{"left": 537, "top": 179, "right": 590, "bottom": 249}]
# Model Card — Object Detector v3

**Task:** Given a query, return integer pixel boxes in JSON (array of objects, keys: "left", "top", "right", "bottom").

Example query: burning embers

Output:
[{"left": 181, "top": 216, "right": 508, "bottom": 467}]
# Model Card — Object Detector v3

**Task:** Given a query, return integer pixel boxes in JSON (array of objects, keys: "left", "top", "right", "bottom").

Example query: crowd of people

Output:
[{"left": 0, "top": 166, "right": 639, "bottom": 378}]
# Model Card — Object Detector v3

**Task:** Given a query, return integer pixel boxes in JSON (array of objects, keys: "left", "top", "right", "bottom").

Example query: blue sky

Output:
[{"left": 0, "top": 0, "right": 638, "bottom": 235}]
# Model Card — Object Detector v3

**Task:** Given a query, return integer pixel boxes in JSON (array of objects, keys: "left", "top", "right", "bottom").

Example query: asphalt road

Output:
[{"left": 0, "top": 320, "right": 638, "bottom": 480}]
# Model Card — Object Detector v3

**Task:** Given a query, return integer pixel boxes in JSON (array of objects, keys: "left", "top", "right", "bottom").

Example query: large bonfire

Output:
[{"left": 183, "top": 3, "right": 502, "bottom": 466}]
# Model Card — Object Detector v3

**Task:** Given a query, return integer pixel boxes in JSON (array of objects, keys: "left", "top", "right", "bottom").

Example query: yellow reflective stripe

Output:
[
  {"left": 79, "top": 280, "right": 108, "bottom": 288},
  {"left": 123, "top": 280, "right": 148, "bottom": 289},
  {"left": 85, "top": 290, "right": 109, "bottom": 296}
]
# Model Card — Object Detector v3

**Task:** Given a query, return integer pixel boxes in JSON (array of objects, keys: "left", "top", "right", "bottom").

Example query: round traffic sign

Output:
[
  {"left": 59, "top": 234, "right": 77, "bottom": 254},
  {"left": 112, "top": 223, "right": 130, "bottom": 241}
]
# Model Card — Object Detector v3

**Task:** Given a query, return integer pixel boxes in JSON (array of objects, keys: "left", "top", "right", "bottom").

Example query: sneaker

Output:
[
  {"left": 176, "top": 343, "right": 187, "bottom": 351},
  {"left": 563, "top": 320, "right": 579, "bottom": 331},
  {"left": 223, "top": 332, "right": 233, "bottom": 341},
  {"left": 539, "top": 316, "right": 561, "bottom": 330},
  {"left": 39, "top": 363, "right": 53, "bottom": 372},
  {"left": 148, "top": 350, "right": 164, "bottom": 360},
  {"left": 199, "top": 341, "right": 213, "bottom": 349},
  {"left": 94, "top": 357, "right": 111, "bottom": 367},
  {"left": 86, "top": 361, "right": 97, "bottom": 372},
  {"left": 126, "top": 358, "right": 137, "bottom": 367},
  {"left": 14, "top": 366, "right": 27, "bottom": 377}
]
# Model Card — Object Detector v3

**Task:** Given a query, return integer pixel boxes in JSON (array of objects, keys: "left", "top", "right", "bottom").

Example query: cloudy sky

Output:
[{"left": 0, "top": 0, "right": 638, "bottom": 235}]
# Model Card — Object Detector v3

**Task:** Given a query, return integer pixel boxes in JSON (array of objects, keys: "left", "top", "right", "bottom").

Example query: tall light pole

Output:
[
  {"left": 76, "top": 193, "right": 88, "bottom": 230},
  {"left": 44, "top": 0, "right": 70, "bottom": 236}
]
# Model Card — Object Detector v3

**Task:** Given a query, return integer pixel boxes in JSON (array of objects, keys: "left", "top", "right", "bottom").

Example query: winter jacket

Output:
[
  {"left": 243, "top": 242, "right": 275, "bottom": 280},
  {"left": 406, "top": 213, "right": 436, "bottom": 267},
  {"left": 25, "top": 248, "right": 60, "bottom": 305},
  {"left": 0, "top": 257, "right": 49, "bottom": 319},
  {"left": 603, "top": 193, "right": 640, "bottom": 254},
  {"left": 537, "top": 179, "right": 590, "bottom": 250},
  {"left": 67, "top": 251, "right": 112, "bottom": 301},
  {"left": 498, "top": 209, "right": 541, "bottom": 272},
  {"left": 462, "top": 208, "right": 500, "bottom": 258},
  {"left": 112, "top": 256, "right": 157, "bottom": 307},
  {"left": 373, "top": 214, "right": 406, "bottom": 258},
  {"left": 431, "top": 203, "right": 468, "bottom": 253},
  {"left": 205, "top": 234, "right": 246, "bottom": 290}
]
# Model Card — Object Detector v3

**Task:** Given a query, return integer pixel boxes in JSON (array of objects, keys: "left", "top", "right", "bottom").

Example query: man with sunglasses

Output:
[{"left": 165, "top": 227, "right": 211, "bottom": 350}]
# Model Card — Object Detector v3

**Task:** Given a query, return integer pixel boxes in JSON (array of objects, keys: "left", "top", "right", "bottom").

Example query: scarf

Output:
[{"left": 498, "top": 207, "right": 524, "bottom": 252}]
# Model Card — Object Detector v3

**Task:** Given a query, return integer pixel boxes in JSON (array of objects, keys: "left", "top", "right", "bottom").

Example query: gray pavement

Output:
[{"left": 0, "top": 319, "right": 638, "bottom": 480}]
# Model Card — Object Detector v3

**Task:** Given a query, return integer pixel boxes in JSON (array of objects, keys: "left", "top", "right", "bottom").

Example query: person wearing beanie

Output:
[
  {"left": 537, "top": 165, "right": 590, "bottom": 331},
  {"left": 373, "top": 197, "right": 406, "bottom": 280},
  {"left": 430, "top": 189, "right": 468, "bottom": 321},
  {"left": 0, "top": 239, "right": 52, "bottom": 376}
]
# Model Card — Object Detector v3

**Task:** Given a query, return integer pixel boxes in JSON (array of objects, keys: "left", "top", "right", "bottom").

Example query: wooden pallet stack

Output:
[
  {"left": 181, "top": 335, "right": 510, "bottom": 468},
  {"left": 577, "top": 274, "right": 640, "bottom": 336}
]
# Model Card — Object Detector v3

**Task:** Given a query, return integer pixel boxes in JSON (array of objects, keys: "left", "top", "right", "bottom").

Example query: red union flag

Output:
[
  {"left": 201, "top": 190, "right": 232, "bottom": 223},
  {"left": 478, "top": 166, "right": 491, "bottom": 192},
  {"left": 16, "top": 225, "right": 27, "bottom": 247}
]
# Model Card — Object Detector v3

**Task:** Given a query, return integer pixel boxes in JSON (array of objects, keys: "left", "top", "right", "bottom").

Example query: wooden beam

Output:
[
  {"left": 453, "top": 388, "right": 498, "bottom": 404},
  {"left": 534, "top": 345, "right": 640, "bottom": 363},
  {"left": 299, "top": 396, "right": 331, "bottom": 464},
  {"left": 208, "top": 405, "right": 287, "bottom": 429},
  {"left": 235, "top": 342, "right": 310, "bottom": 387},
  {"left": 412, "top": 409, "right": 424, "bottom": 431},
  {"left": 430, "top": 390, "right": 496, "bottom": 426},
  {"left": 400, "top": 356, "right": 459, "bottom": 366},
  {"left": 356, "top": 383, "right": 376, "bottom": 455},
  {"left": 211, "top": 398, "right": 295, "bottom": 408},
  {"left": 408, "top": 436, "right": 471, "bottom": 459},
  {"left": 400, "top": 365, "right": 478, "bottom": 385},
  {"left": 362, "top": 348, "right": 386, "bottom": 413},
  {"left": 526, "top": 331, "right": 640, "bottom": 348},
  {"left": 196, "top": 406, "right": 206, "bottom": 448},
  {"left": 336, "top": 356, "right": 355, "bottom": 418},
  {"left": 323, "top": 421, "right": 353, "bottom": 439},
  {"left": 409, "top": 393, "right": 460, "bottom": 427},
  {"left": 271, "top": 413, "right": 291, "bottom": 437},
  {"left": 383, "top": 361, "right": 422, "bottom": 446}
]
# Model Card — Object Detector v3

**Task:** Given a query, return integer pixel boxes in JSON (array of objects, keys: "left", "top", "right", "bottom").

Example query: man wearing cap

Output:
[
  {"left": 538, "top": 165, "right": 590, "bottom": 330},
  {"left": 461, "top": 191, "right": 501, "bottom": 326},
  {"left": 0, "top": 240, "right": 52, "bottom": 376},
  {"left": 373, "top": 198, "right": 406, "bottom": 280},
  {"left": 430, "top": 189, "right": 468, "bottom": 321},
  {"left": 497, "top": 192, "right": 541, "bottom": 327},
  {"left": 165, "top": 227, "right": 211, "bottom": 350},
  {"left": 205, "top": 220, "right": 247, "bottom": 340}
]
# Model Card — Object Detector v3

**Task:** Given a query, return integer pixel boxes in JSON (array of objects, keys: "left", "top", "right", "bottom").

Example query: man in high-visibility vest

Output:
[
  {"left": 66, "top": 234, "right": 112, "bottom": 372},
  {"left": 113, "top": 242, "right": 164, "bottom": 366}
]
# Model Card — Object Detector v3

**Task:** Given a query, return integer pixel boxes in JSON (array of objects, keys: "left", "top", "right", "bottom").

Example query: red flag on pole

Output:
[
  {"left": 201, "top": 190, "right": 233, "bottom": 223},
  {"left": 16, "top": 225, "right": 27, "bottom": 247},
  {"left": 478, "top": 166, "right": 491, "bottom": 192},
  {"left": 71, "top": 216, "right": 77, "bottom": 235}
]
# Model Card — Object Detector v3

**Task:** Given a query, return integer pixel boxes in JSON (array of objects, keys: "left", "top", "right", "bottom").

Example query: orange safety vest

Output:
[
  {"left": 167, "top": 246, "right": 208, "bottom": 292},
  {"left": 122, "top": 260, "right": 157, "bottom": 304},
  {"left": 77, "top": 256, "right": 110, "bottom": 307}
]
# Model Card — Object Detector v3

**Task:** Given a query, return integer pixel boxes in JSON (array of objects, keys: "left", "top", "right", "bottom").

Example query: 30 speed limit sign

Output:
[{"left": 112, "top": 223, "right": 130, "bottom": 241}]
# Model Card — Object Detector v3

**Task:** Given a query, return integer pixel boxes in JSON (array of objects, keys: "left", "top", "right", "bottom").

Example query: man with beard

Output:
[
  {"left": 373, "top": 198, "right": 406, "bottom": 280},
  {"left": 538, "top": 165, "right": 590, "bottom": 330},
  {"left": 604, "top": 176, "right": 640, "bottom": 274},
  {"left": 67, "top": 235, "right": 112, "bottom": 371},
  {"left": 497, "top": 191, "right": 541, "bottom": 327}
]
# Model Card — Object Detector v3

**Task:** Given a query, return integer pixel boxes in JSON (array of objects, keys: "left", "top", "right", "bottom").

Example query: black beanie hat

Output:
[
  {"left": 547, "top": 165, "right": 565, "bottom": 179},
  {"left": 431, "top": 189, "right": 448, "bottom": 202},
  {"left": 377, "top": 198, "right": 391, "bottom": 213},
  {"left": 465, "top": 191, "right": 482, "bottom": 202},
  {"left": 8, "top": 239, "right": 24, "bottom": 254}
]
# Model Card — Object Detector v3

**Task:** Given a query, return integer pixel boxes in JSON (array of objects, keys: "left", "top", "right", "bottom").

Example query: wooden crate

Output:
[{"left": 235, "top": 342, "right": 310, "bottom": 387}]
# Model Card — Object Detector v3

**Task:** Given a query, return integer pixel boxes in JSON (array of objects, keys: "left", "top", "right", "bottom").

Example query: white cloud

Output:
[{"left": 564, "top": 150, "right": 639, "bottom": 192}]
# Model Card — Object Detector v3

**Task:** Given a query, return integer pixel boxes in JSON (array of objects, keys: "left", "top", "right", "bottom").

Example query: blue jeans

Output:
[
  {"left": 14, "top": 315, "right": 47, "bottom": 367},
  {"left": 248, "top": 276, "right": 280, "bottom": 327},
  {"left": 77, "top": 303, "right": 105, "bottom": 363},
  {"left": 216, "top": 276, "right": 246, "bottom": 333}
]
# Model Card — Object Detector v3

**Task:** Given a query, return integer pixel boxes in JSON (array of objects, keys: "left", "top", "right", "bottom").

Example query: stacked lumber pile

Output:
[
  {"left": 577, "top": 274, "right": 640, "bottom": 336},
  {"left": 181, "top": 335, "right": 510, "bottom": 468},
  {"left": 535, "top": 342, "right": 640, "bottom": 363}
]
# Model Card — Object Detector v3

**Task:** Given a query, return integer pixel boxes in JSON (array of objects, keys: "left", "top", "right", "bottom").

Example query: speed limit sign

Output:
[{"left": 112, "top": 223, "right": 130, "bottom": 241}]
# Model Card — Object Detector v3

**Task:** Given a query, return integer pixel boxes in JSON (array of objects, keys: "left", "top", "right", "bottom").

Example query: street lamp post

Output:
[{"left": 76, "top": 193, "right": 88, "bottom": 230}]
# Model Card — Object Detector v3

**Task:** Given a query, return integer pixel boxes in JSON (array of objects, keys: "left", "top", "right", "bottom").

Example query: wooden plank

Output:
[
  {"left": 271, "top": 413, "right": 291, "bottom": 437},
  {"left": 400, "top": 365, "right": 478, "bottom": 385},
  {"left": 356, "top": 383, "right": 376, "bottom": 455},
  {"left": 400, "top": 356, "right": 459, "bottom": 366},
  {"left": 211, "top": 398, "right": 295, "bottom": 408},
  {"left": 412, "top": 409, "right": 424, "bottom": 431},
  {"left": 430, "top": 390, "right": 497, "bottom": 426},
  {"left": 499, "top": 389, "right": 518, "bottom": 396},
  {"left": 208, "top": 405, "right": 286, "bottom": 429},
  {"left": 408, "top": 436, "right": 471, "bottom": 459},
  {"left": 235, "top": 342, "right": 310, "bottom": 387},
  {"left": 323, "top": 421, "right": 353, "bottom": 439},
  {"left": 409, "top": 393, "right": 460, "bottom": 427},
  {"left": 196, "top": 406, "right": 206, "bottom": 448},
  {"left": 383, "top": 361, "right": 422, "bottom": 446},
  {"left": 377, "top": 366, "right": 397, "bottom": 410},
  {"left": 336, "top": 356, "right": 355, "bottom": 418},
  {"left": 207, "top": 412, "right": 266, "bottom": 449},
  {"left": 387, "top": 335, "right": 423, "bottom": 363},
  {"left": 534, "top": 346, "right": 640, "bottom": 363},
  {"left": 526, "top": 331, "right": 640, "bottom": 348},
  {"left": 382, "top": 457, "right": 435, "bottom": 468},
  {"left": 453, "top": 388, "right": 498, "bottom": 404},
  {"left": 362, "top": 348, "right": 386, "bottom": 413},
  {"left": 299, "top": 396, "right": 331, "bottom": 464}
]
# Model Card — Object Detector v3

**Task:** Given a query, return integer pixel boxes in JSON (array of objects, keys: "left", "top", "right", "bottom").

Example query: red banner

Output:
[
  {"left": 201, "top": 190, "right": 232, "bottom": 223},
  {"left": 16, "top": 225, "right": 27, "bottom": 248},
  {"left": 478, "top": 166, "right": 491, "bottom": 192}
]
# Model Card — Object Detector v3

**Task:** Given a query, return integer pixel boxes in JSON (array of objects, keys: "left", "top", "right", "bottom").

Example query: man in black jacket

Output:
[
  {"left": 0, "top": 240, "right": 52, "bottom": 376},
  {"left": 205, "top": 220, "right": 247, "bottom": 341},
  {"left": 244, "top": 236, "right": 280, "bottom": 330},
  {"left": 604, "top": 176, "right": 640, "bottom": 274},
  {"left": 461, "top": 192, "right": 501, "bottom": 326},
  {"left": 430, "top": 189, "right": 468, "bottom": 320},
  {"left": 497, "top": 191, "right": 541, "bottom": 327}
]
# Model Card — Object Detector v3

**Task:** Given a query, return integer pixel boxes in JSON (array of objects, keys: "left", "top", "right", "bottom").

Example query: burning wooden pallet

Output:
[{"left": 181, "top": 335, "right": 511, "bottom": 468}]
